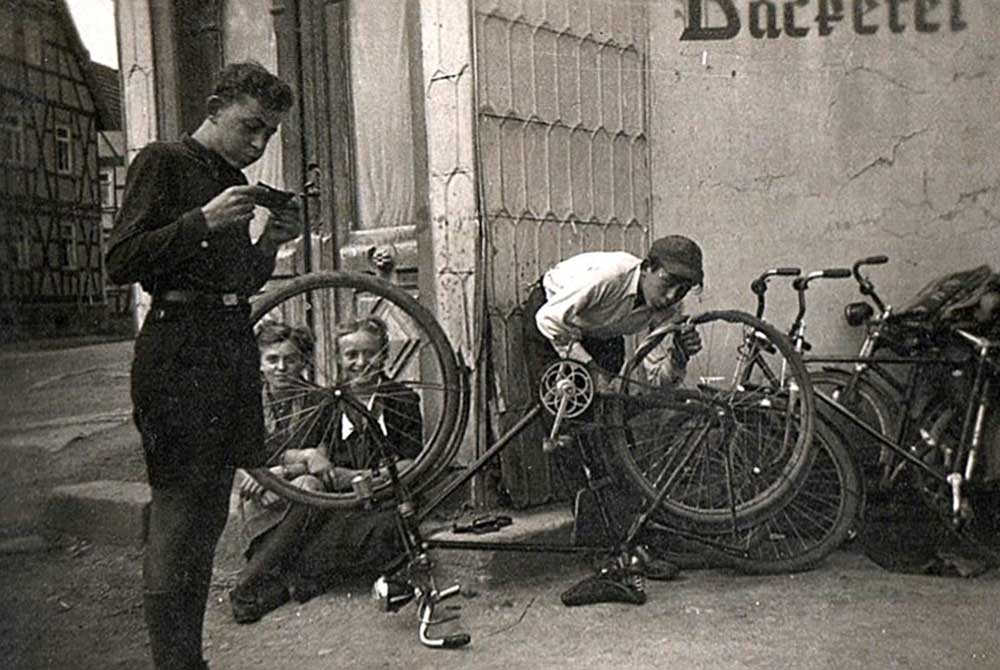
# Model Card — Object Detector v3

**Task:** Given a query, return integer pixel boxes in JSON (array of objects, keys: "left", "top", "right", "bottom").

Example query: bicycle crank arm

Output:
[{"left": 547, "top": 381, "right": 573, "bottom": 444}]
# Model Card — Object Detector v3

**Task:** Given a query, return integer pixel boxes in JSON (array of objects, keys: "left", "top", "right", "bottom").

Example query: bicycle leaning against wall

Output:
[
  {"left": 243, "top": 270, "right": 819, "bottom": 648},
  {"left": 626, "top": 267, "right": 864, "bottom": 574},
  {"left": 799, "top": 258, "right": 1000, "bottom": 573}
]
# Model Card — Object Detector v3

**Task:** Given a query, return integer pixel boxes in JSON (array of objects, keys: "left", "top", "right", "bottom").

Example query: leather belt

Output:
[{"left": 155, "top": 290, "right": 249, "bottom": 307}]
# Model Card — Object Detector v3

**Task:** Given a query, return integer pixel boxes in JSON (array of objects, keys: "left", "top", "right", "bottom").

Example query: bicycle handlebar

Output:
[
  {"left": 792, "top": 268, "right": 852, "bottom": 291},
  {"left": 750, "top": 267, "right": 802, "bottom": 318},
  {"left": 851, "top": 255, "right": 889, "bottom": 313},
  {"left": 789, "top": 268, "right": 852, "bottom": 337},
  {"left": 852, "top": 255, "right": 888, "bottom": 275}
]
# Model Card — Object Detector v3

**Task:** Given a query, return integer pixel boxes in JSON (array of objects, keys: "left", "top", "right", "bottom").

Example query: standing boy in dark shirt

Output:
[{"left": 106, "top": 61, "right": 300, "bottom": 670}]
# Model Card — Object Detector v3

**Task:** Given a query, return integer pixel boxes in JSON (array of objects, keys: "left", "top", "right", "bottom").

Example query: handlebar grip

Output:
[
  {"left": 774, "top": 267, "right": 801, "bottom": 276},
  {"left": 860, "top": 255, "right": 888, "bottom": 265},
  {"left": 821, "top": 268, "right": 852, "bottom": 279}
]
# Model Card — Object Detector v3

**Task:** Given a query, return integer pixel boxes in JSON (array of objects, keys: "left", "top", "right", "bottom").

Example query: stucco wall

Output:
[{"left": 649, "top": 0, "right": 1000, "bottom": 354}]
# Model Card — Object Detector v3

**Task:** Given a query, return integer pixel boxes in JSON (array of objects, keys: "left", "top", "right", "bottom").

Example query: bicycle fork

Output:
[
  {"left": 942, "top": 331, "right": 995, "bottom": 521},
  {"left": 378, "top": 501, "right": 471, "bottom": 649}
]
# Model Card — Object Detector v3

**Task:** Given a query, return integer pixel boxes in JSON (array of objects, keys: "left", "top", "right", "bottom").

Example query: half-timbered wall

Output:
[
  {"left": 476, "top": 0, "right": 653, "bottom": 505},
  {"left": 0, "top": 0, "right": 104, "bottom": 337}
]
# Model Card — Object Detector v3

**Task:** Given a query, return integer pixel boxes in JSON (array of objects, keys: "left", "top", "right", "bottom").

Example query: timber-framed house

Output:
[{"left": 1, "top": 0, "right": 112, "bottom": 339}]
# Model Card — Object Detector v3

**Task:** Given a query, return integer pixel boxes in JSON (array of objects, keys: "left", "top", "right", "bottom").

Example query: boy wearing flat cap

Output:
[
  {"left": 520, "top": 235, "right": 705, "bottom": 586},
  {"left": 523, "top": 234, "right": 705, "bottom": 391}
]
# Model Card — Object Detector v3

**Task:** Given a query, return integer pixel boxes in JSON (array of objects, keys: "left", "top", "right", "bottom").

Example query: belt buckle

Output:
[{"left": 222, "top": 293, "right": 239, "bottom": 307}]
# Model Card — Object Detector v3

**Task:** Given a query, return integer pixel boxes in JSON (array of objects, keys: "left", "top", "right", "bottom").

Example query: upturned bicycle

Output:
[{"left": 245, "top": 271, "right": 819, "bottom": 647}]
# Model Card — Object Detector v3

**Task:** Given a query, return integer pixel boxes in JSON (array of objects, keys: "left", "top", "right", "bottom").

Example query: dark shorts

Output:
[{"left": 131, "top": 303, "right": 265, "bottom": 488}]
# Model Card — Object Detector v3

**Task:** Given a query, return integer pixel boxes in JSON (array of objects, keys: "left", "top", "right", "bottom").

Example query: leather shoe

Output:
[{"left": 229, "top": 578, "right": 289, "bottom": 624}]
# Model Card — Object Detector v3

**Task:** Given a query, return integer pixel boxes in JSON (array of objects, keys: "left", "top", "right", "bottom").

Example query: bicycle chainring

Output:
[{"left": 538, "top": 359, "right": 595, "bottom": 418}]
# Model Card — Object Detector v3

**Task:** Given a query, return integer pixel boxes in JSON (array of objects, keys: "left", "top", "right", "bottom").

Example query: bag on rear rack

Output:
[{"left": 894, "top": 264, "right": 1000, "bottom": 329}]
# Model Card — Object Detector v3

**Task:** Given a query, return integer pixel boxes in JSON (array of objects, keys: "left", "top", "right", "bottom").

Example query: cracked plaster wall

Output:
[{"left": 648, "top": 1, "right": 1000, "bottom": 353}]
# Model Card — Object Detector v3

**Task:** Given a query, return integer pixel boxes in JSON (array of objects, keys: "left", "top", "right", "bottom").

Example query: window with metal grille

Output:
[
  {"left": 56, "top": 125, "right": 72, "bottom": 174},
  {"left": 2, "top": 114, "right": 24, "bottom": 165}
]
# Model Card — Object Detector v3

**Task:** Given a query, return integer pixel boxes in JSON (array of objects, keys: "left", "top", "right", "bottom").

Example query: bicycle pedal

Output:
[{"left": 543, "top": 435, "right": 575, "bottom": 453}]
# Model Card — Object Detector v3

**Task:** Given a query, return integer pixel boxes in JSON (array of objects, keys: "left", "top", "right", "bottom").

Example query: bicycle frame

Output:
[
  {"left": 808, "top": 330, "right": 997, "bottom": 520},
  {"left": 792, "top": 255, "right": 995, "bottom": 516},
  {"left": 410, "top": 392, "right": 795, "bottom": 563},
  {"left": 248, "top": 272, "right": 820, "bottom": 648},
  {"left": 356, "top": 362, "right": 685, "bottom": 562}
]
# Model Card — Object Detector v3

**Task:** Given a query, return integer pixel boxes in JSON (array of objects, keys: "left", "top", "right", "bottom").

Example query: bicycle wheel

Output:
[
  {"left": 609, "top": 310, "right": 816, "bottom": 527},
  {"left": 639, "top": 414, "right": 862, "bottom": 574},
  {"left": 247, "top": 272, "right": 467, "bottom": 509},
  {"left": 711, "top": 415, "right": 862, "bottom": 574},
  {"left": 810, "top": 368, "right": 899, "bottom": 491},
  {"left": 906, "top": 404, "right": 1000, "bottom": 565}
]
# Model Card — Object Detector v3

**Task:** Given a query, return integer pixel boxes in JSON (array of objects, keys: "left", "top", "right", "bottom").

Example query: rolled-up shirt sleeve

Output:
[
  {"left": 534, "top": 283, "right": 594, "bottom": 362},
  {"left": 105, "top": 147, "right": 211, "bottom": 286}
]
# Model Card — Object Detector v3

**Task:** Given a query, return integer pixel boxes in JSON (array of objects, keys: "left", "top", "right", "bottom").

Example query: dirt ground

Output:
[
  {"left": 4, "top": 339, "right": 1000, "bottom": 670},
  {"left": 0, "top": 416, "right": 148, "bottom": 669}
]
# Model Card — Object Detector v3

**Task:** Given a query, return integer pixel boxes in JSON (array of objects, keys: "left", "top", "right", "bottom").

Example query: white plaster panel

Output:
[
  {"left": 116, "top": 0, "right": 158, "bottom": 331},
  {"left": 592, "top": 128, "right": 614, "bottom": 220},
  {"left": 648, "top": 0, "right": 1000, "bottom": 355},
  {"left": 479, "top": 14, "right": 512, "bottom": 113},
  {"left": 532, "top": 27, "right": 559, "bottom": 121},
  {"left": 421, "top": 0, "right": 478, "bottom": 366},
  {"left": 566, "top": 0, "right": 593, "bottom": 37},
  {"left": 547, "top": 124, "right": 572, "bottom": 217},
  {"left": 426, "top": 75, "right": 463, "bottom": 175},
  {"left": 555, "top": 32, "right": 582, "bottom": 126},
  {"left": 523, "top": 121, "right": 550, "bottom": 216},
  {"left": 509, "top": 20, "right": 535, "bottom": 115}
]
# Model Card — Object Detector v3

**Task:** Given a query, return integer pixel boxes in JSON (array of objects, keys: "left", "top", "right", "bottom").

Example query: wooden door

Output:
[
  {"left": 267, "top": 0, "right": 440, "bottom": 439},
  {"left": 476, "top": 0, "right": 654, "bottom": 506}
]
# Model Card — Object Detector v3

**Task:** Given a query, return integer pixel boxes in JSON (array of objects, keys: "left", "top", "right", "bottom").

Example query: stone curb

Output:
[
  {"left": 44, "top": 480, "right": 151, "bottom": 547},
  {"left": 424, "top": 506, "right": 578, "bottom": 584},
  {"left": 42, "top": 480, "right": 579, "bottom": 582}
]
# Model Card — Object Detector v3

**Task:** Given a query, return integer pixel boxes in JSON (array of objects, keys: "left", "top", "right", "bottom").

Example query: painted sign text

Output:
[{"left": 679, "top": 0, "right": 967, "bottom": 41}]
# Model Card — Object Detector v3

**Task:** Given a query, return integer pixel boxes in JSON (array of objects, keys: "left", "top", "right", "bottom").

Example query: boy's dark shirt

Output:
[
  {"left": 334, "top": 379, "right": 424, "bottom": 469},
  {"left": 106, "top": 135, "right": 275, "bottom": 296}
]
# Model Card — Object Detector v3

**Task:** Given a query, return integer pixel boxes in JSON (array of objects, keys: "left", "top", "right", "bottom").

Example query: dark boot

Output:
[
  {"left": 178, "top": 569, "right": 212, "bottom": 668},
  {"left": 144, "top": 590, "right": 200, "bottom": 670}
]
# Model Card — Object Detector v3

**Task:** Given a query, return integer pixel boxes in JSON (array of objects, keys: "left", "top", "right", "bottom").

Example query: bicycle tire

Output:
[
  {"left": 641, "top": 411, "right": 863, "bottom": 574},
  {"left": 246, "top": 271, "right": 467, "bottom": 509},
  {"left": 714, "top": 414, "right": 863, "bottom": 574},
  {"left": 610, "top": 310, "right": 816, "bottom": 527},
  {"left": 810, "top": 368, "right": 900, "bottom": 492}
]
